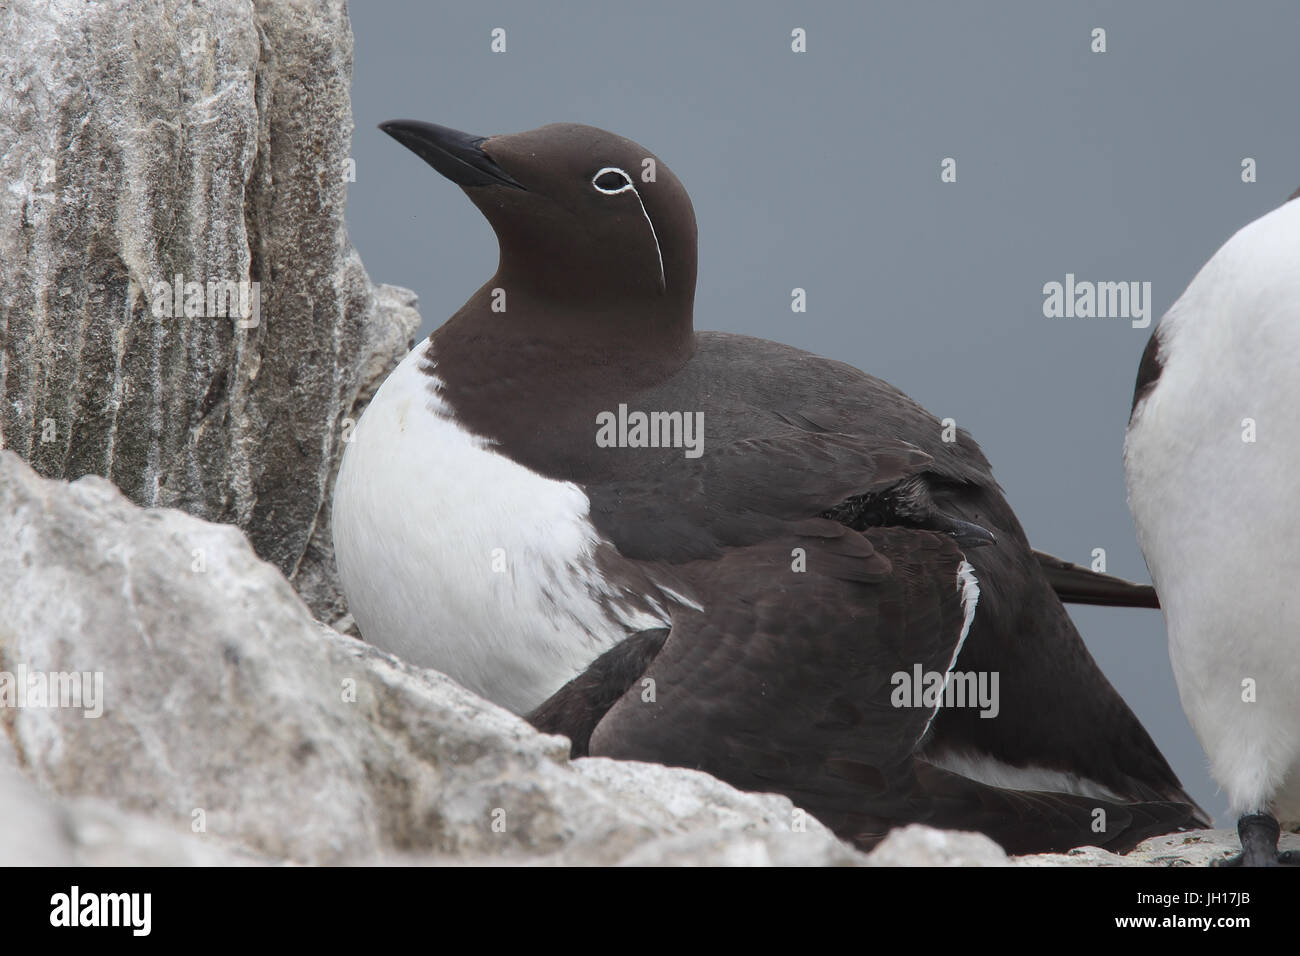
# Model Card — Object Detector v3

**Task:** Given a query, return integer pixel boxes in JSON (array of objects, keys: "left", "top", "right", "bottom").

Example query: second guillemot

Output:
[
  {"left": 1125, "top": 191, "right": 1300, "bottom": 866},
  {"left": 333, "top": 120, "right": 1206, "bottom": 853}
]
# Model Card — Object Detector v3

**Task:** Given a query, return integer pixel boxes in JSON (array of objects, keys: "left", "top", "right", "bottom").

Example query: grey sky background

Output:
[{"left": 345, "top": 0, "right": 1300, "bottom": 823}]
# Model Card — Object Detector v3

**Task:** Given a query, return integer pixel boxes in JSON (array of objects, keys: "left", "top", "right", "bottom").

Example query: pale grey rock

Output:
[
  {"left": 857, "top": 824, "right": 1278, "bottom": 868},
  {"left": 865, "top": 824, "right": 1010, "bottom": 867},
  {"left": 0, "top": 0, "right": 417, "bottom": 621},
  {"left": 57, "top": 798, "right": 273, "bottom": 866},
  {"left": 389, "top": 760, "right": 870, "bottom": 866},
  {"left": 608, "top": 830, "right": 865, "bottom": 867},
  {"left": 0, "top": 452, "right": 865, "bottom": 866},
  {"left": 0, "top": 734, "right": 75, "bottom": 865},
  {"left": 1015, "top": 828, "right": 1300, "bottom": 867},
  {"left": 0, "top": 734, "right": 265, "bottom": 865},
  {"left": 569, "top": 759, "right": 869, "bottom": 866}
]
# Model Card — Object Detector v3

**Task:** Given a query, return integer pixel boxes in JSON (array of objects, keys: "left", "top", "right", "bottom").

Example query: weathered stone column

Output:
[{"left": 0, "top": 0, "right": 418, "bottom": 623}]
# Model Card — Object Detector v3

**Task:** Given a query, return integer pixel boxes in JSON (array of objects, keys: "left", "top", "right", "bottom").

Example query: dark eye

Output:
[{"left": 593, "top": 169, "right": 631, "bottom": 192}]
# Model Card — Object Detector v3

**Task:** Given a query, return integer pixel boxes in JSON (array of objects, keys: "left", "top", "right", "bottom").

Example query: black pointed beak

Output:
[
  {"left": 926, "top": 513, "right": 997, "bottom": 549},
  {"left": 378, "top": 120, "right": 525, "bottom": 190}
]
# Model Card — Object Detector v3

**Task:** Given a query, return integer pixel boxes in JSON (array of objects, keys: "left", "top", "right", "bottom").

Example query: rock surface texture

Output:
[{"left": 0, "top": 0, "right": 417, "bottom": 625}]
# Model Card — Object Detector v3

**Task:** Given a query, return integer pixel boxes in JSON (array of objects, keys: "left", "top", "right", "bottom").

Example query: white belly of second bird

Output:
[{"left": 1125, "top": 198, "right": 1300, "bottom": 825}]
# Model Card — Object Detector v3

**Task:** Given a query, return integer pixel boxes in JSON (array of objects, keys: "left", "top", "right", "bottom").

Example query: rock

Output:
[
  {"left": 0, "top": 732, "right": 267, "bottom": 866},
  {"left": 566, "top": 759, "right": 868, "bottom": 866},
  {"left": 0, "top": 0, "right": 417, "bottom": 621},
  {"left": 1015, "top": 828, "right": 1300, "bottom": 867},
  {"left": 0, "top": 733, "right": 74, "bottom": 866},
  {"left": 0, "top": 451, "right": 867, "bottom": 865},
  {"left": 865, "top": 824, "right": 1010, "bottom": 867},
  {"left": 857, "top": 824, "right": 1295, "bottom": 868}
]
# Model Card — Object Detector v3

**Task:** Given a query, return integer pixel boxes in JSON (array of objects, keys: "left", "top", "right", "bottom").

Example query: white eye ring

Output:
[{"left": 592, "top": 166, "right": 634, "bottom": 194}]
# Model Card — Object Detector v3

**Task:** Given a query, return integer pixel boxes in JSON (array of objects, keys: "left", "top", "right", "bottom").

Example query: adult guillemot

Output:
[
  {"left": 333, "top": 120, "right": 1206, "bottom": 853},
  {"left": 1125, "top": 192, "right": 1300, "bottom": 866}
]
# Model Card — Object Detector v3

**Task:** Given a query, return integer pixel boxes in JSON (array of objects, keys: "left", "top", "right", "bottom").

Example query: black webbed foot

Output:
[{"left": 1212, "top": 813, "right": 1298, "bottom": 866}]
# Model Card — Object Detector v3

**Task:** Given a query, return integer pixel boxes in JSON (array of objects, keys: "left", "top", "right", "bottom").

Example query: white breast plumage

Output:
[
  {"left": 1124, "top": 198, "right": 1300, "bottom": 825},
  {"left": 332, "top": 342, "right": 671, "bottom": 714}
]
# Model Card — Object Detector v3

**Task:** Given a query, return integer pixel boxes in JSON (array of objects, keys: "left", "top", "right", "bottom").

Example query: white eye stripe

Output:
[{"left": 590, "top": 166, "right": 665, "bottom": 289}]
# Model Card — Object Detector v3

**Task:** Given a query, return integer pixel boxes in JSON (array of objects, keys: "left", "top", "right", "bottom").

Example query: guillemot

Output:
[
  {"left": 1125, "top": 191, "right": 1300, "bottom": 866},
  {"left": 333, "top": 120, "right": 1206, "bottom": 853}
]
